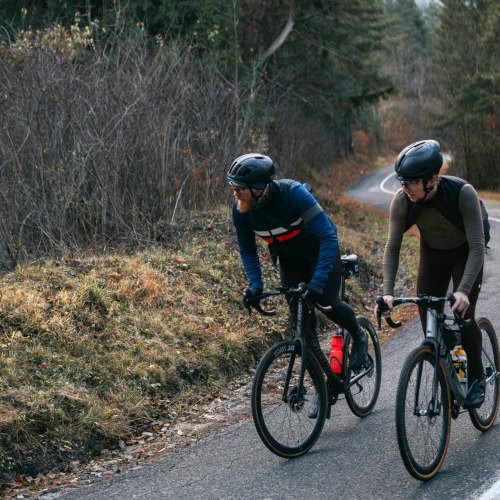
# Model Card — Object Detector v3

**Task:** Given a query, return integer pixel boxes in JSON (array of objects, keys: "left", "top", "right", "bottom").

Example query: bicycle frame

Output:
[
  {"left": 251, "top": 257, "right": 381, "bottom": 458},
  {"left": 248, "top": 267, "right": 358, "bottom": 405},
  {"left": 379, "top": 294, "right": 469, "bottom": 410},
  {"left": 285, "top": 292, "right": 347, "bottom": 409},
  {"left": 423, "top": 306, "right": 467, "bottom": 414},
  {"left": 431, "top": 310, "right": 499, "bottom": 400}
]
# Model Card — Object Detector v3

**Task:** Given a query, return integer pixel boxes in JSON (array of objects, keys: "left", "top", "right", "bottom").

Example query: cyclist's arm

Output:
[
  {"left": 232, "top": 202, "right": 264, "bottom": 290},
  {"left": 383, "top": 190, "right": 406, "bottom": 296},
  {"left": 290, "top": 183, "right": 338, "bottom": 292},
  {"left": 456, "top": 185, "right": 485, "bottom": 296}
]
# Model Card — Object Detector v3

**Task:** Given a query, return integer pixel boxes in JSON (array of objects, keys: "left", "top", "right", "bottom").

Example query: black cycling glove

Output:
[
  {"left": 300, "top": 283, "right": 323, "bottom": 304},
  {"left": 242, "top": 288, "right": 263, "bottom": 310}
]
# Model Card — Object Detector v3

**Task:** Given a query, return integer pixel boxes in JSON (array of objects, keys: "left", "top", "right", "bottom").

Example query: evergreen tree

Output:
[
  {"left": 382, "top": 0, "right": 429, "bottom": 99},
  {"left": 234, "top": 0, "right": 393, "bottom": 159},
  {"left": 1, "top": 0, "right": 396, "bottom": 171},
  {"left": 431, "top": 0, "right": 499, "bottom": 188}
]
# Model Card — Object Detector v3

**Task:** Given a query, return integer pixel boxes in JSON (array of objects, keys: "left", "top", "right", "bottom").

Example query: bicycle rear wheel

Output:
[
  {"left": 251, "top": 340, "right": 327, "bottom": 458},
  {"left": 395, "top": 345, "right": 451, "bottom": 481},
  {"left": 345, "top": 316, "right": 382, "bottom": 417},
  {"left": 469, "top": 318, "right": 500, "bottom": 431}
]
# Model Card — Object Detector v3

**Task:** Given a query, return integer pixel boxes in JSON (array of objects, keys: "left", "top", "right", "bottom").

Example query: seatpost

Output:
[{"left": 340, "top": 269, "right": 347, "bottom": 302}]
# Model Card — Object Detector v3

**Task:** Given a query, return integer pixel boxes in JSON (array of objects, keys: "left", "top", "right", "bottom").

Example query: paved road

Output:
[
  {"left": 56, "top": 168, "right": 500, "bottom": 500},
  {"left": 346, "top": 165, "right": 500, "bottom": 328},
  {"left": 346, "top": 165, "right": 500, "bottom": 223}
]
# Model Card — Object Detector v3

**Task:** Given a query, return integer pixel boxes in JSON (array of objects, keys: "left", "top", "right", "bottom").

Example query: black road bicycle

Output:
[
  {"left": 248, "top": 254, "right": 381, "bottom": 458},
  {"left": 377, "top": 294, "right": 500, "bottom": 481}
]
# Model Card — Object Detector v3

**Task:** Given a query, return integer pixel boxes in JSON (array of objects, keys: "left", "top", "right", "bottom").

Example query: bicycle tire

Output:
[
  {"left": 345, "top": 316, "right": 382, "bottom": 417},
  {"left": 251, "top": 340, "right": 327, "bottom": 458},
  {"left": 395, "top": 345, "right": 451, "bottom": 481},
  {"left": 469, "top": 317, "right": 500, "bottom": 431}
]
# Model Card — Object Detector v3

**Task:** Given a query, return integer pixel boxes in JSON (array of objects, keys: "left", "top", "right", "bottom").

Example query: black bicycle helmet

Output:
[
  {"left": 395, "top": 140, "right": 443, "bottom": 180},
  {"left": 227, "top": 153, "right": 275, "bottom": 189}
]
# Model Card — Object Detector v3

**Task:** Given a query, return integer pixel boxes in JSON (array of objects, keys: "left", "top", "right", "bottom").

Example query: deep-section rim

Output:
[
  {"left": 345, "top": 316, "right": 382, "bottom": 417},
  {"left": 469, "top": 317, "right": 500, "bottom": 431},
  {"left": 395, "top": 345, "right": 451, "bottom": 481},
  {"left": 251, "top": 340, "right": 327, "bottom": 458}
]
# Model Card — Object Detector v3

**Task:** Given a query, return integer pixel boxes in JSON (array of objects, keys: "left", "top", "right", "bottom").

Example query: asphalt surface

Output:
[{"left": 54, "top": 168, "right": 500, "bottom": 500}]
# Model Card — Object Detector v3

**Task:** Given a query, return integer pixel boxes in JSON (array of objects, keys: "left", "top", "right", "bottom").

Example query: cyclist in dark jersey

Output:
[
  {"left": 377, "top": 139, "right": 486, "bottom": 408},
  {"left": 228, "top": 153, "right": 368, "bottom": 372}
]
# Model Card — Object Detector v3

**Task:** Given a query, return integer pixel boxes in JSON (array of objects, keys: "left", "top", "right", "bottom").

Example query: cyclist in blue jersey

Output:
[{"left": 228, "top": 153, "right": 368, "bottom": 371}]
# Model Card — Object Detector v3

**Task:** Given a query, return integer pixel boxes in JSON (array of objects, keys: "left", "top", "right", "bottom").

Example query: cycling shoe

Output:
[
  {"left": 350, "top": 330, "right": 368, "bottom": 372},
  {"left": 465, "top": 375, "right": 486, "bottom": 409}
]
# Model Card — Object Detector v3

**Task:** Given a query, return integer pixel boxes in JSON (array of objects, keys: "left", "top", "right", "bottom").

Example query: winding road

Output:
[
  {"left": 346, "top": 165, "right": 500, "bottom": 223},
  {"left": 58, "top": 167, "right": 500, "bottom": 500}
]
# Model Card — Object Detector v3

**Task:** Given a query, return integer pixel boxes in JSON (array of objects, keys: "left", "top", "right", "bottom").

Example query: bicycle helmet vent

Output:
[
  {"left": 227, "top": 153, "right": 275, "bottom": 189},
  {"left": 395, "top": 140, "right": 443, "bottom": 180}
]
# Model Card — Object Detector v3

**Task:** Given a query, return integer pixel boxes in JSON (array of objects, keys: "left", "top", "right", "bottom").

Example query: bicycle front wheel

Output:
[
  {"left": 395, "top": 345, "right": 451, "bottom": 481},
  {"left": 345, "top": 316, "right": 382, "bottom": 417},
  {"left": 469, "top": 317, "right": 500, "bottom": 431},
  {"left": 251, "top": 340, "right": 327, "bottom": 458}
]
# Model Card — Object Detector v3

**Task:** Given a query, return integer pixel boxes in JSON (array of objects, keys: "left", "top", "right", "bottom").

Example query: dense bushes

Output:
[
  {"left": 0, "top": 29, "right": 253, "bottom": 265},
  {"left": 0, "top": 1, "right": 392, "bottom": 267}
]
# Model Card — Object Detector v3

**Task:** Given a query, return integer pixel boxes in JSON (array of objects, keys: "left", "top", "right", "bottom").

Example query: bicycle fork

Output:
[
  {"left": 279, "top": 298, "right": 310, "bottom": 412},
  {"left": 431, "top": 340, "right": 442, "bottom": 417},
  {"left": 412, "top": 339, "right": 442, "bottom": 418},
  {"left": 282, "top": 336, "right": 308, "bottom": 406},
  {"left": 414, "top": 309, "right": 445, "bottom": 418},
  {"left": 284, "top": 298, "right": 308, "bottom": 405}
]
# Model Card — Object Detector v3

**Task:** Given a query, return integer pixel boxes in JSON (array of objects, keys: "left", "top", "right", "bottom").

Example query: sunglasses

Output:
[
  {"left": 229, "top": 182, "right": 248, "bottom": 195},
  {"left": 400, "top": 179, "right": 422, "bottom": 188}
]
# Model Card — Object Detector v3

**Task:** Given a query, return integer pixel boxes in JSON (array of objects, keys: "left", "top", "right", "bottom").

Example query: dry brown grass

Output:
[{"left": 0, "top": 209, "right": 285, "bottom": 483}]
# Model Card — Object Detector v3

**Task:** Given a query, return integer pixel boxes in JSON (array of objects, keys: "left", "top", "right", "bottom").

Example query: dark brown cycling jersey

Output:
[{"left": 383, "top": 182, "right": 485, "bottom": 296}]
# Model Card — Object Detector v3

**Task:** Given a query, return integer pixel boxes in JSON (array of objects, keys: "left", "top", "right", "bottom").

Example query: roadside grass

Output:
[
  {"left": 479, "top": 190, "right": 500, "bottom": 202},
  {"left": 0, "top": 155, "right": 420, "bottom": 488}
]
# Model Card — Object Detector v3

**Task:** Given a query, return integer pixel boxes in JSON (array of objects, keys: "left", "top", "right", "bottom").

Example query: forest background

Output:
[
  {"left": 0, "top": 0, "right": 498, "bottom": 265},
  {"left": 0, "top": 0, "right": 499, "bottom": 493}
]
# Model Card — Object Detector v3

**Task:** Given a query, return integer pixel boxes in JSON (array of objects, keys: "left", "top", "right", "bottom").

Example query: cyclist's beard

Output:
[
  {"left": 236, "top": 186, "right": 267, "bottom": 213},
  {"left": 236, "top": 197, "right": 258, "bottom": 213}
]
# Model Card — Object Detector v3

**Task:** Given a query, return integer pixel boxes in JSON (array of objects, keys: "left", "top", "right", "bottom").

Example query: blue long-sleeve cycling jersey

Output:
[{"left": 232, "top": 179, "right": 339, "bottom": 292}]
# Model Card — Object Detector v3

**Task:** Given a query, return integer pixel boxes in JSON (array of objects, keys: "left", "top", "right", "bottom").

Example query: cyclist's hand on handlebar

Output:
[
  {"left": 450, "top": 291, "right": 470, "bottom": 317},
  {"left": 375, "top": 295, "right": 402, "bottom": 329},
  {"left": 375, "top": 295, "right": 394, "bottom": 317},
  {"left": 300, "top": 282, "right": 323, "bottom": 304},
  {"left": 242, "top": 288, "right": 263, "bottom": 311}
]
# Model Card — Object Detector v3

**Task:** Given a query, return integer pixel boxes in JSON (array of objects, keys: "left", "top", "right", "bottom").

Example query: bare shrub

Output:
[
  {"left": 0, "top": 23, "right": 342, "bottom": 267},
  {"left": 0, "top": 28, "right": 261, "bottom": 265}
]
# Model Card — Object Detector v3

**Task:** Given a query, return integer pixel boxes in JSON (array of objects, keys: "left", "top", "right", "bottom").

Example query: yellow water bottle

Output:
[{"left": 452, "top": 346, "right": 467, "bottom": 383}]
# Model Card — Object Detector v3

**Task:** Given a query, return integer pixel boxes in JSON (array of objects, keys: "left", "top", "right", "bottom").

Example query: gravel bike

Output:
[
  {"left": 377, "top": 294, "right": 500, "bottom": 481},
  {"left": 249, "top": 254, "right": 381, "bottom": 458}
]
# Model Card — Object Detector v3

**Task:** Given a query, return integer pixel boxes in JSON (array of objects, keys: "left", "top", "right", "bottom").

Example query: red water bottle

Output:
[{"left": 330, "top": 334, "right": 343, "bottom": 374}]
